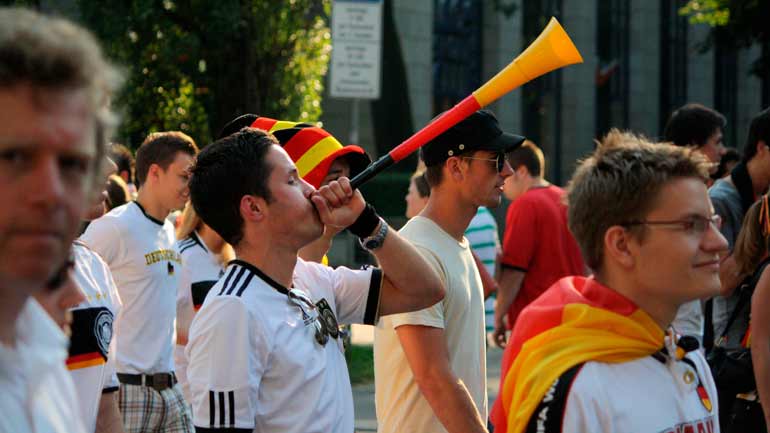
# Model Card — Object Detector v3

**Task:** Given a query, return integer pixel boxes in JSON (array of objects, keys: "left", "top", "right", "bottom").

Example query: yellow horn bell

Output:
[{"left": 473, "top": 17, "right": 583, "bottom": 107}]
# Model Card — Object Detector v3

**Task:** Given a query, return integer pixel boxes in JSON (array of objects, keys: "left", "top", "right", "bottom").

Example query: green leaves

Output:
[{"left": 77, "top": 0, "right": 332, "bottom": 148}]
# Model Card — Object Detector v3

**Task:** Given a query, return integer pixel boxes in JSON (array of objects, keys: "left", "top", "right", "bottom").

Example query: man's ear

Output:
[
  {"left": 757, "top": 140, "right": 768, "bottom": 158},
  {"left": 604, "top": 225, "right": 636, "bottom": 269},
  {"left": 240, "top": 195, "right": 267, "bottom": 223},
  {"left": 446, "top": 156, "right": 465, "bottom": 181}
]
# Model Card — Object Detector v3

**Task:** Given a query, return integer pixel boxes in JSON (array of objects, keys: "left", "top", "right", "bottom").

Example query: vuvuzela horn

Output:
[{"left": 350, "top": 17, "right": 583, "bottom": 189}]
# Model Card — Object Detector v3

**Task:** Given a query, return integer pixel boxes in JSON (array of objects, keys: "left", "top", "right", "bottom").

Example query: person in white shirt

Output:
[
  {"left": 0, "top": 7, "right": 120, "bottom": 432},
  {"left": 185, "top": 126, "right": 444, "bottom": 433},
  {"left": 374, "top": 109, "right": 523, "bottom": 433},
  {"left": 82, "top": 132, "right": 198, "bottom": 432},
  {"left": 491, "top": 130, "right": 727, "bottom": 433},
  {"left": 174, "top": 203, "right": 233, "bottom": 403},
  {"left": 34, "top": 158, "right": 126, "bottom": 433}
]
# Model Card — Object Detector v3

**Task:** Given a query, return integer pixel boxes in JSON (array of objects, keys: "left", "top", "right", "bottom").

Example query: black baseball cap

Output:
[{"left": 420, "top": 109, "right": 525, "bottom": 167}]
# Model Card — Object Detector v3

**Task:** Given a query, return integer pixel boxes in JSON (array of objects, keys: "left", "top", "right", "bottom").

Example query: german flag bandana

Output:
[{"left": 491, "top": 276, "right": 664, "bottom": 433}]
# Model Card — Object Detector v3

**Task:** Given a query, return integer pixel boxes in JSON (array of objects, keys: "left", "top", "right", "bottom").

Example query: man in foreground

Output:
[
  {"left": 492, "top": 130, "right": 728, "bottom": 433},
  {"left": 185, "top": 127, "right": 444, "bottom": 432},
  {"left": 0, "top": 7, "right": 120, "bottom": 432}
]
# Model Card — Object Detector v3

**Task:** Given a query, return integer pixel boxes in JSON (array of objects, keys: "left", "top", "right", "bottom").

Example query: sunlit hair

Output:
[
  {"left": 734, "top": 195, "right": 770, "bottom": 276},
  {"left": 566, "top": 129, "right": 710, "bottom": 271},
  {"left": 176, "top": 202, "right": 235, "bottom": 265},
  {"left": 0, "top": 8, "right": 123, "bottom": 185}
]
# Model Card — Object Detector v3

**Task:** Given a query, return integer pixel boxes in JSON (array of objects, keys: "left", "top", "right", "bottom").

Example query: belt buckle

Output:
[{"left": 152, "top": 373, "right": 169, "bottom": 391}]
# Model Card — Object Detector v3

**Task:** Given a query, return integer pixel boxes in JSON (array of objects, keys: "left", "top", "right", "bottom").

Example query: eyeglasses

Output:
[
  {"left": 622, "top": 214, "right": 722, "bottom": 235},
  {"left": 287, "top": 289, "right": 338, "bottom": 346},
  {"left": 461, "top": 153, "right": 507, "bottom": 173}
]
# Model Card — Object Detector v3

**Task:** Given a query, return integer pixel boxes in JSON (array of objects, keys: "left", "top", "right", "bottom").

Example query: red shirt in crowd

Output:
[{"left": 501, "top": 184, "right": 585, "bottom": 328}]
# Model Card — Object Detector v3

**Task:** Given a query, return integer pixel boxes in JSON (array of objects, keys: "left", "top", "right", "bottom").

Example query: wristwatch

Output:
[{"left": 359, "top": 218, "right": 388, "bottom": 251}]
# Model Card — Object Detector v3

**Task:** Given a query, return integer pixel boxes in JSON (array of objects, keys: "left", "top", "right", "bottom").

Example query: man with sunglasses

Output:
[
  {"left": 373, "top": 109, "right": 523, "bottom": 433},
  {"left": 491, "top": 130, "right": 727, "bottom": 433},
  {"left": 184, "top": 127, "right": 444, "bottom": 433},
  {"left": 492, "top": 141, "right": 585, "bottom": 348}
]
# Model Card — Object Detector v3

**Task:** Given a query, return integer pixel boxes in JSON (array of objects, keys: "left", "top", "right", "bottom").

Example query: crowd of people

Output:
[{"left": 5, "top": 6, "right": 770, "bottom": 433}]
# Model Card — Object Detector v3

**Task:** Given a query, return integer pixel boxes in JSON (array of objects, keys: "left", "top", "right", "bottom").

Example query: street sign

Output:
[{"left": 330, "top": 0, "right": 383, "bottom": 99}]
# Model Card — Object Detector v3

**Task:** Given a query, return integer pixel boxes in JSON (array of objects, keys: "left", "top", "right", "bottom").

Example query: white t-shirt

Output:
[
  {"left": 81, "top": 201, "right": 181, "bottom": 374},
  {"left": 374, "top": 216, "right": 487, "bottom": 433},
  {"left": 0, "top": 299, "right": 86, "bottom": 433},
  {"left": 186, "top": 258, "right": 382, "bottom": 433},
  {"left": 526, "top": 339, "right": 719, "bottom": 433},
  {"left": 464, "top": 206, "right": 499, "bottom": 334},
  {"left": 68, "top": 241, "right": 122, "bottom": 432},
  {"left": 174, "top": 231, "right": 225, "bottom": 403}
]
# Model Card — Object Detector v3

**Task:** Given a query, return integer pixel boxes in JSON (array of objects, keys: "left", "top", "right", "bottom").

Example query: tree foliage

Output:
[
  {"left": 76, "top": 0, "right": 332, "bottom": 148},
  {"left": 679, "top": 0, "right": 769, "bottom": 78}
]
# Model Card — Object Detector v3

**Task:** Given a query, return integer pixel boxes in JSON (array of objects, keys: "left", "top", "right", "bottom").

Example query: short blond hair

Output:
[{"left": 566, "top": 129, "right": 710, "bottom": 271}]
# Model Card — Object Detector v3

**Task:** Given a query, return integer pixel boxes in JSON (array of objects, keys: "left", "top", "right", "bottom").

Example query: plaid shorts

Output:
[{"left": 119, "top": 382, "right": 193, "bottom": 433}]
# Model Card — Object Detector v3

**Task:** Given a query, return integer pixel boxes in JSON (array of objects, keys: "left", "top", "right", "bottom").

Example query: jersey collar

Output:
[
  {"left": 132, "top": 201, "right": 165, "bottom": 226},
  {"left": 229, "top": 259, "right": 289, "bottom": 295}
]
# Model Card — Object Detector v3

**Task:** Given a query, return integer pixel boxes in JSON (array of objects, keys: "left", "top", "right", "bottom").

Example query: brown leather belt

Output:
[{"left": 117, "top": 372, "right": 177, "bottom": 391}]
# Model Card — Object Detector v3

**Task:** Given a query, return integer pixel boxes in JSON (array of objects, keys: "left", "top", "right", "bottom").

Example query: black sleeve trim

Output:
[
  {"left": 194, "top": 428, "right": 251, "bottom": 433},
  {"left": 101, "top": 386, "right": 119, "bottom": 394},
  {"left": 501, "top": 263, "right": 528, "bottom": 272},
  {"left": 363, "top": 268, "right": 383, "bottom": 325},
  {"left": 525, "top": 363, "right": 585, "bottom": 433}
]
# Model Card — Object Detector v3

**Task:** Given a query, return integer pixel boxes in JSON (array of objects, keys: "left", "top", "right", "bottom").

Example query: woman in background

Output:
[{"left": 174, "top": 203, "right": 234, "bottom": 403}]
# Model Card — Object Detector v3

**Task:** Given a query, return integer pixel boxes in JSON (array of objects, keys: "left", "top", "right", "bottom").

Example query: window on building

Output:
[
  {"left": 433, "top": 0, "right": 482, "bottom": 114},
  {"left": 659, "top": 0, "right": 688, "bottom": 134},
  {"left": 595, "top": 0, "right": 630, "bottom": 138},
  {"left": 521, "top": 0, "right": 562, "bottom": 183},
  {"left": 714, "top": 34, "right": 738, "bottom": 148}
]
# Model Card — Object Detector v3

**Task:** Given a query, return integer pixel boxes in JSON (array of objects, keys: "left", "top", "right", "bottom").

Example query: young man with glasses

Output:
[
  {"left": 492, "top": 141, "right": 585, "bottom": 348},
  {"left": 491, "top": 130, "right": 728, "bottom": 433},
  {"left": 373, "top": 109, "right": 523, "bottom": 433},
  {"left": 184, "top": 127, "right": 444, "bottom": 433}
]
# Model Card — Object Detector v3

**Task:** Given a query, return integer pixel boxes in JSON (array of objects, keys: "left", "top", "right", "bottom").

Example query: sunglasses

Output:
[
  {"left": 461, "top": 153, "right": 507, "bottom": 173},
  {"left": 287, "top": 289, "right": 339, "bottom": 346}
]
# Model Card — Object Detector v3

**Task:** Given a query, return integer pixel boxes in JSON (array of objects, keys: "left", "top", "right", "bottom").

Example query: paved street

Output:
[{"left": 351, "top": 325, "right": 504, "bottom": 432}]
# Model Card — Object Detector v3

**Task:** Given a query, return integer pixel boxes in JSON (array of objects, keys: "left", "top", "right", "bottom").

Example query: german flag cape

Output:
[{"left": 490, "top": 276, "right": 664, "bottom": 433}]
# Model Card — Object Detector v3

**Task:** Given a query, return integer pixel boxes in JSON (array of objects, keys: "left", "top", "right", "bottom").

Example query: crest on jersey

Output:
[{"left": 94, "top": 310, "right": 113, "bottom": 356}]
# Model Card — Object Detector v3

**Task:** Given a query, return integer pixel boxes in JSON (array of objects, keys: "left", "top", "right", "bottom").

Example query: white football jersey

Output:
[
  {"left": 174, "top": 231, "right": 225, "bottom": 402},
  {"left": 67, "top": 241, "right": 122, "bottom": 433},
  {"left": 186, "top": 258, "right": 382, "bottom": 433},
  {"left": 81, "top": 201, "right": 181, "bottom": 374},
  {"left": 526, "top": 337, "right": 719, "bottom": 433}
]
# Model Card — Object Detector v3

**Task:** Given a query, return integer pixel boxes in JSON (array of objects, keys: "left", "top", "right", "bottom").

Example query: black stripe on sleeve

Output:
[
  {"left": 501, "top": 263, "right": 528, "bottom": 272},
  {"left": 525, "top": 363, "right": 585, "bottom": 433},
  {"left": 101, "top": 386, "right": 118, "bottom": 394},
  {"left": 229, "top": 391, "right": 235, "bottom": 427},
  {"left": 235, "top": 270, "right": 255, "bottom": 297},
  {"left": 363, "top": 268, "right": 383, "bottom": 325},
  {"left": 209, "top": 391, "right": 215, "bottom": 427},
  {"left": 218, "top": 267, "right": 238, "bottom": 296},
  {"left": 225, "top": 267, "right": 247, "bottom": 296},
  {"left": 191, "top": 281, "right": 218, "bottom": 308},
  {"left": 219, "top": 391, "right": 225, "bottom": 427}
]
